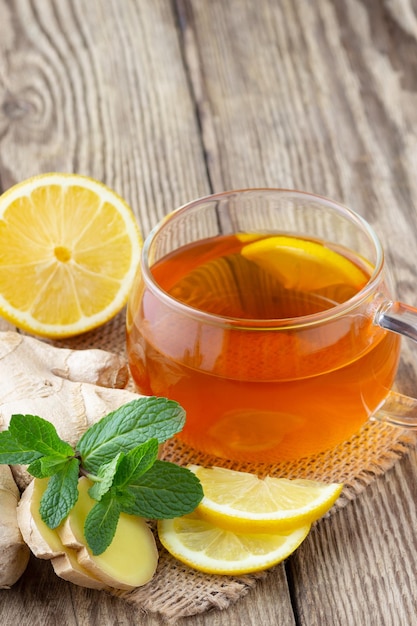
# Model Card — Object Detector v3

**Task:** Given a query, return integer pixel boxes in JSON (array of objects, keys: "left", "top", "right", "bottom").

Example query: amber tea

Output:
[{"left": 126, "top": 232, "right": 401, "bottom": 462}]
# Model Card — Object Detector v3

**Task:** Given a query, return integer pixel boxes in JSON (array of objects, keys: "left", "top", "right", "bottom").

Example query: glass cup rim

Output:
[{"left": 140, "top": 188, "right": 385, "bottom": 330}]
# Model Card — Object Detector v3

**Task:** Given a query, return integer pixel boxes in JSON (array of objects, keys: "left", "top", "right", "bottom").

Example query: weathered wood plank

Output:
[
  {"left": 288, "top": 449, "right": 417, "bottom": 625},
  {"left": 179, "top": 0, "right": 417, "bottom": 219},
  {"left": 0, "top": 0, "right": 209, "bottom": 233}
]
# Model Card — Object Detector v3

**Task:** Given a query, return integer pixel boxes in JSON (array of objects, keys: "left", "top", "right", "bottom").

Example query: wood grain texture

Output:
[
  {"left": 289, "top": 448, "right": 417, "bottom": 625},
  {"left": 0, "top": 0, "right": 209, "bottom": 233},
  {"left": 0, "top": 0, "right": 417, "bottom": 624},
  {"left": 180, "top": 0, "right": 417, "bottom": 199}
]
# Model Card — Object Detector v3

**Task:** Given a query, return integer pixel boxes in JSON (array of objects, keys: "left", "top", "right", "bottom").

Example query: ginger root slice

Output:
[
  {"left": 59, "top": 477, "right": 159, "bottom": 591},
  {"left": 17, "top": 478, "right": 107, "bottom": 590},
  {"left": 18, "top": 477, "right": 159, "bottom": 591},
  {"left": 0, "top": 465, "right": 30, "bottom": 588},
  {"left": 51, "top": 550, "right": 107, "bottom": 590},
  {"left": 0, "top": 331, "right": 141, "bottom": 489}
]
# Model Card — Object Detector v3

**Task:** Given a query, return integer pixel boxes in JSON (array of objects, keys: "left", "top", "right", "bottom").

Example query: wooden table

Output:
[{"left": 1, "top": 1, "right": 417, "bottom": 624}]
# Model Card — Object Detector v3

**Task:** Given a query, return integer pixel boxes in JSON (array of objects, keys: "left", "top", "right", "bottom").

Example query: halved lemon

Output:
[
  {"left": 188, "top": 465, "right": 343, "bottom": 533},
  {"left": 157, "top": 513, "right": 310, "bottom": 575},
  {"left": 241, "top": 235, "right": 368, "bottom": 292},
  {"left": 0, "top": 173, "right": 142, "bottom": 338}
]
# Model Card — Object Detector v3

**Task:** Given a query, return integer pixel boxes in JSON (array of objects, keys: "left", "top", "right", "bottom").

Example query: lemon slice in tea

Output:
[
  {"left": 241, "top": 235, "right": 368, "bottom": 292},
  {"left": 0, "top": 173, "right": 142, "bottom": 338}
]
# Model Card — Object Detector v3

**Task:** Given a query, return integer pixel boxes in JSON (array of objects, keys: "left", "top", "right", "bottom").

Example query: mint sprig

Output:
[{"left": 0, "top": 397, "right": 203, "bottom": 555}]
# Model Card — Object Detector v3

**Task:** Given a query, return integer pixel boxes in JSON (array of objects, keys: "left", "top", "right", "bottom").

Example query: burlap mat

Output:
[{"left": 27, "top": 311, "right": 417, "bottom": 622}]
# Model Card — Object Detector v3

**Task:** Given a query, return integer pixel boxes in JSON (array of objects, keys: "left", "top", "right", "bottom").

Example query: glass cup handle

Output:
[{"left": 374, "top": 300, "right": 417, "bottom": 428}]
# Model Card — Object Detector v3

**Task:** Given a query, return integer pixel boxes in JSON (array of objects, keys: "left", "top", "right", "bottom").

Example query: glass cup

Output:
[{"left": 126, "top": 189, "right": 417, "bottom": 463}]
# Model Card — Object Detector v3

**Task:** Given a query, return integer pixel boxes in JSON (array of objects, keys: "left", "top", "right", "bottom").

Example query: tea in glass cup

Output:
[{"left": 126, "top": 189, "right": 417, "bottom": 463}]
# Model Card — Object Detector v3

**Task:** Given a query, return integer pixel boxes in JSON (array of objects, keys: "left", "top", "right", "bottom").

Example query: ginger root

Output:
[
  {"left": 59, "top": 477, "right": 158, "bottom": 590},
  {"left": 18, "top": 477, "right": 158, "bottom": 590},
  {"left": 0, "top": 331, "right": 161, "bottom": 589},
  {"left": 17, "top": 477, "right": 107, "bottom": 590},
  {"left": 0, "top": 465, "right": 30, "bottom": 588},
  {"left": 0, "top": 331, "right": 140, "bottom": 488}
]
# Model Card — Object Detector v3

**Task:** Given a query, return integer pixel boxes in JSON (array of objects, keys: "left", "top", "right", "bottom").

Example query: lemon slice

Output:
[
  {"left": 188, "top": 465, "right": 343, "bottom": 533},
  {"left": 241, "top": 235, "right": 367, "bottom": 292},
  {"left": 0, "top": 173, "right": 142, "bottom": 338},
  {"left": 157, "top": 513, "right": 310, "bottom": 575}
]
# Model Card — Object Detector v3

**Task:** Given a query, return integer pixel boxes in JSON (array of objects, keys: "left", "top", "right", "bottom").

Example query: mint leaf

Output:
[
  {"left": 84, "top": 493, "right": 121, "bottom": 555},
  {"left": 88, "top": 453, "right": 123, "bottom": 502},
  {"left": 119, "top": 461, "right": 203, "bottom": 519},
  {"left": 9, "top": 414, "right": 74, "bottom": 457},
  {"left": 88, "top": 439, "right": 159, "bottom": 504},
  {"left": 76, "top": 398, "right": 185, "bottom": 473},
  {"left": 39, "top": 458, "right": 80, "bottom": 528},
  {"left": 0, "top": 430, "right": 42, "bottom": 465},
  {"left": 28, "top": 455, "right": 74, "bottom": 479},
  {"left": 0, "top": 415, "right": 75, "bottom": 477},
  {"left": 112, "top": 439, "right": 159, "bottom": 489}
]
